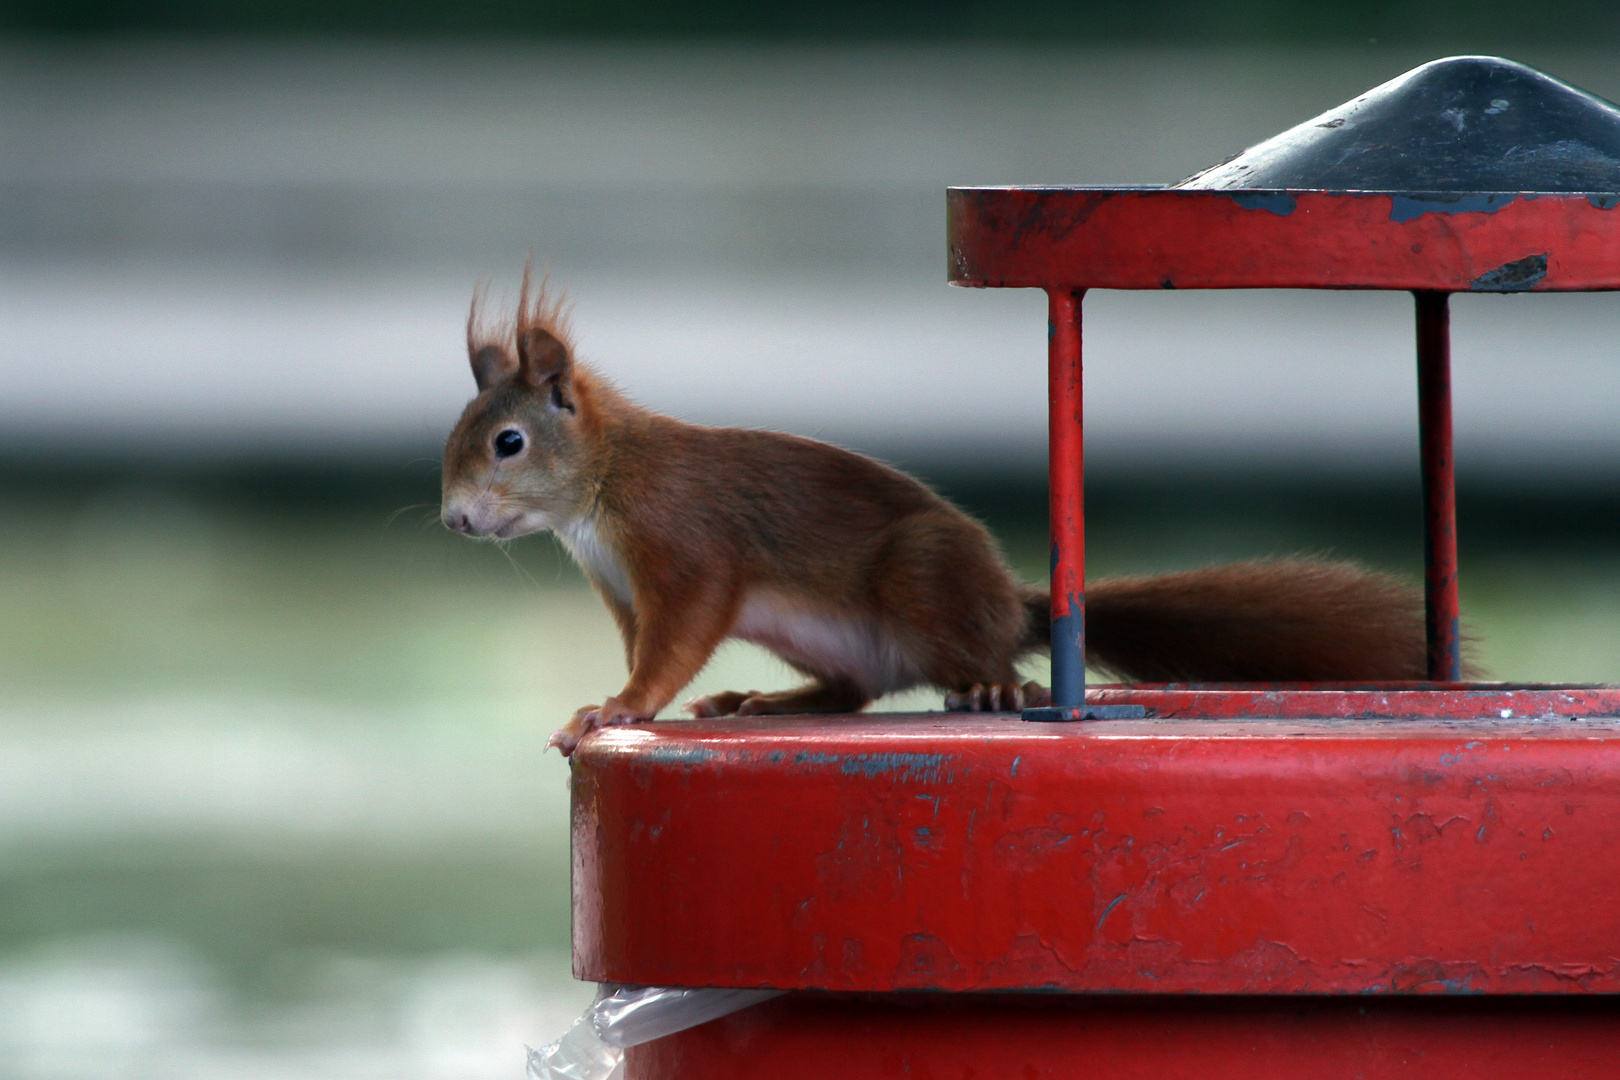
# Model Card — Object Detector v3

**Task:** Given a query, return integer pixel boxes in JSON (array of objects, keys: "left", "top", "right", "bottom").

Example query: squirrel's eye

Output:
[{"left": 494, "top": 429, "right": 525, "bottom": 458}]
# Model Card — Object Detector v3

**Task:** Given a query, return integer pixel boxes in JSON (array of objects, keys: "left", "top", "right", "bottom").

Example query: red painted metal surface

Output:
[
  {"left": 1088, "top": 683, "right": 1620, "bottom": 718},
  {"left": 1046, "top": 288, "right": 1085, "bottom": 708},
  {"left": 947, "top": 188, "right": 1620, "bottom": 291},
  {"left": 573, "top": 712, "right": 1620, "bottom": 995},
  {"left": 1416, "top": 290, "right": 1463, "bottom": 680},
  {"left": 627, "top": 994, "right": 1620, "bottom": 1080}
]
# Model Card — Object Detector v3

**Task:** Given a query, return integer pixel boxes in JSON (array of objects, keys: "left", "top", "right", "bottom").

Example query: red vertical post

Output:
[
  {"left": 1027, "top": 289, "right": 1143, "bottom": 723},
  {"left": 1046, "top": 287, "right": 1086, "bottom": 709},
  {"left": 1415, "top": 290, "right": 1462, "bottom": 682}
]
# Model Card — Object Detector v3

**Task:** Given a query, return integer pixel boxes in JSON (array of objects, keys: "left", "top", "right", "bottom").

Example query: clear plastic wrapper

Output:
[
  {"left": 526, "top": 984, "right": 784, "bottom": 1080},
  {"left": 592, "top": 985, "right": 784, "bottom": 1048},
  {"left": 525, "top": 1010, "right": 624, "bottom": 1080}
]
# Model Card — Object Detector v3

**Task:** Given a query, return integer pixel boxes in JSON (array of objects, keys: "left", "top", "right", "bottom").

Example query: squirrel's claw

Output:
[
  {"left": 548, "top": 704, "right": 601, "bottom": 756},
  {"left": 551, "top": 697, "right": 651, "bottom": 755},
  {"left": 944, "top": 680, "right": 1049, "bottom": 713}
]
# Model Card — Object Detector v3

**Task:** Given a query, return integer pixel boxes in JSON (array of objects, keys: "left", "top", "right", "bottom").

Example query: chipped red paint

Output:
[
  {"left": 947, "top": 188, "right": 1620, "bottom": 291},
  {"left": 629, "top": 994, "right": 1620, "bottom": 1080},
  {"left": 573, "top": 713, "right": 1620, "bottom": 996}
]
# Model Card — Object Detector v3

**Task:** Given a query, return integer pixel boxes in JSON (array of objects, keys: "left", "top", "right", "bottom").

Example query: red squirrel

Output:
[{"left": 441, "top": 276, "right": 1428, "bottom": 755}]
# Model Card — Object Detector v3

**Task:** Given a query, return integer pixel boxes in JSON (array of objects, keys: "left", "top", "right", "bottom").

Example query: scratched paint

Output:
[
  {"left": 1095, "top": 893, "right": 1128, "bottom": 931},
  {"left": 1222, "top": 191, "right": 1297, "bottom": 216},
  {"left": 640, "top": 744, "right": 721, "bottom": 766},
  {"left": 1438, "top": 742, "right": 1484, "bottom": 767},
  {"left": 1469, "top": 253, "right": 1549, "bottom": 291},
  {"left": 1387, "top": 192, "right": 1518, "bottom": 223},
  {"left": 793, "top": 750, "right": 956, "bottom": 783}
]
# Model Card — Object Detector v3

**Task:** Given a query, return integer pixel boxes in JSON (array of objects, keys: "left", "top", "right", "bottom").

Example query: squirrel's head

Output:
[{"left": 441, "top": 276, "right": 593, "bottom": 539}]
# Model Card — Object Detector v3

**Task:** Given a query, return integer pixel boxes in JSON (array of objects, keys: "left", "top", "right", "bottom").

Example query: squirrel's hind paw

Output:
[
  {"left": 685, "top": 690, "right": 760, "bottom": 718},
  {"left": 944, "top": 680, "right": 1048, "bottom": 712}
]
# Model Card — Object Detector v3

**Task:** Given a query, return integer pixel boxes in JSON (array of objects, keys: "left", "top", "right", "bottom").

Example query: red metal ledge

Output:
[
  {"left": 572, "top": 712, "right": 1620, "bottom": 995},
  {"left": 946, "top": 188, "right": 1620, "bottom": 291}
]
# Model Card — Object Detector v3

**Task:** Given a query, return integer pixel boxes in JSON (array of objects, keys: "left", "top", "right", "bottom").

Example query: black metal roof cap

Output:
[{"left": 1178, "top": 56, "right": 1620, "bottom": 192}]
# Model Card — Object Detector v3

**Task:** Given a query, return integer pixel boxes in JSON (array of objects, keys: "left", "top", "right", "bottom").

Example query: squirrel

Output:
[{"left": 440, "top": 275, "right": 1429, "bottom": 755}]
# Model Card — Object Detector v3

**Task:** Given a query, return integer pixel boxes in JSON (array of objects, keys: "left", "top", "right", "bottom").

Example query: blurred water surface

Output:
[
  {"left": 8, "top": 464, "right": 1620, "bottom": 1075},
  {"left": 6, "top": 39, "right": 1620, "bottom": 1078},
  {"left": 0, "top": 464, "right": 960, "bottom": 1077}
]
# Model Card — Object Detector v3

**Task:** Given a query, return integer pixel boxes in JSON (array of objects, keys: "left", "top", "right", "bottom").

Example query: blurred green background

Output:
[{"left": 6, "top": 4, "right": 1620, "bottom": 1077}]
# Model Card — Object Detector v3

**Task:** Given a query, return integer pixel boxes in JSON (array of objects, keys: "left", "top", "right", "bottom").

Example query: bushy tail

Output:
[
  {"left": 1021, "top": 586, "right": 1053, "bottom": 649},
  {"left": 1025, "top": 558, "right": 1432, "bottom": 683}
]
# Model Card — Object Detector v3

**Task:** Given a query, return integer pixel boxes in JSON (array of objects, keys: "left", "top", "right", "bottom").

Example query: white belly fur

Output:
[
  {"left": 554, "top": 517, "right": 634, "bottom": 605},
  {"left": 730, "top": 591, "right": 922, "bottom": 698},
  {"left": 550, "top": 525, "right": 919, "bottom": 698}
]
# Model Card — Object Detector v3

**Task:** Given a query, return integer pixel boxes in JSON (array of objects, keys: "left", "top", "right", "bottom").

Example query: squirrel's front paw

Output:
[
  {"left": 547, "top": 704, "right": 600, "bottom": 756},
  {"left": 547, "top": 698, "right": 650, "bottom": 756},
  {"left": 595, "top": 696, "right": 646, "bottom": 727}
]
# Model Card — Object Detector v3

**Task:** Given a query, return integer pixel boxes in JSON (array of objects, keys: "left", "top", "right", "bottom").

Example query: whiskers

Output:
[
  {"left": 385, "top": 503, "right": 444, "bottom": 531},
  {"left": 384, "top": 459, "right": 449, "bottom": 533},
  {"left": 493, "top": 537, "right": 545, "bottom": 590},
  {"left": 394, "top": 489, "right": 567, "bottom": 593}
]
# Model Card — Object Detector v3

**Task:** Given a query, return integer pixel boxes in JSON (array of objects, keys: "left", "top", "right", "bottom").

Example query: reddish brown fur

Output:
[
  {"left": 1086, "top": 559, "right": 1429, "bottom": 683},
  {"left": 442, "top": 277, "right": 1433, "bottom": 753}
]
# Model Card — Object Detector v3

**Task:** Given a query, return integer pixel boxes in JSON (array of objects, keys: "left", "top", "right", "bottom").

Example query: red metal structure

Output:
[
  {"left": 958, "top": 183, "right": 1620, "bottom": 720},
  {"left": 572, "top": 57, "right": 1620, "bottom": 1077}
]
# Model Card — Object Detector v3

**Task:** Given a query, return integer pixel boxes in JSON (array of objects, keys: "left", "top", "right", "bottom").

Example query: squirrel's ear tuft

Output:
[
  {"left": 517, "top": 326, "right": 575, "bottom": 410},
  {"left": 514, "top": 261, "right": 576, "bottom": 410},
  {"left": 466, "top": 262, "right": 576, "bottom": 402},
  {"left": 466, "top": 283, "right": 517, "bottom": 390},
  {"left": 470, "top": 343, "right": 517, "bottom": 391}
]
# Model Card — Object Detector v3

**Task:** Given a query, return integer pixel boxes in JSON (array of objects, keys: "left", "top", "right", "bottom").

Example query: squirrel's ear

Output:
[
  {"left": 470, "top": 343, "right": 517, "bottom": 391},
  {"left": 517, "top": 326, "right": 575, "bottom": 411}
]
